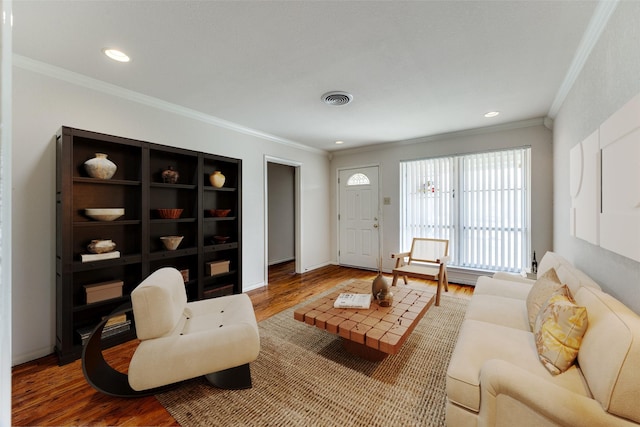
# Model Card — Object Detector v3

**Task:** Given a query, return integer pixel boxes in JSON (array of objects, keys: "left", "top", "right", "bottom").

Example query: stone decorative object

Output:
[
  {"left": 209, "top": 171, "right": 226, "bottom": 188},
  {"left": 84, "top": 153, "right": 117, "bottom": 179},
  {"left": 161, "top": 166, "right": 179, "bottom": 184},
  {"left": 372, "top": 258, "right": 393, "bottom": 306},
  {"left": 87, "top": 239, "right": 116, "bottom": 254},
  {"left": 160, "top": 236, "right": 183, "bottom": 251}
]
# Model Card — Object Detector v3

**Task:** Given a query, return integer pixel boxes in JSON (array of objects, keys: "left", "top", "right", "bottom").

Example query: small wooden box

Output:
[
  {"left": 206, "top": 260, "right": 230, "bottom": 276},
  {"left": 84, "top": 280, "right": 123, "bottom": 304}
]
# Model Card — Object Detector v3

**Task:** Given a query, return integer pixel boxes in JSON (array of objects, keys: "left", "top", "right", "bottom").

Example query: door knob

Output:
[{"left": 373, "top": 224, "right": 379, "bottom": 228}]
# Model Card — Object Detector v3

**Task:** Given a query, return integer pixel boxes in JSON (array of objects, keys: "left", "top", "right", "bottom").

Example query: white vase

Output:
[
  {"left": 209, "top": 171, "right": 226, "bottom": 188},
  {"left": 84, "top": 153, "right": 117, "bottom": 179}
]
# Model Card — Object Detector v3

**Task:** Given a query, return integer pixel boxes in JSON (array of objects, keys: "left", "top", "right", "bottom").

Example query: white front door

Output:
[{"left": 338, "top": 166, "right": 380, "bottom": 269}]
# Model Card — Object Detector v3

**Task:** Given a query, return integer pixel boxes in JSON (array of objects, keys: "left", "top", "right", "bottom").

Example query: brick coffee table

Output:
[{"left": 293, "top": 279, "right": 435, "bottom": 361}]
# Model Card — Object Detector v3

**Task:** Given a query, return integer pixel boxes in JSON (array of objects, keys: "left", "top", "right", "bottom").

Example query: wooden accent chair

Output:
[{"left": 391, "top": 238, "right": 450, "bottom": 306}]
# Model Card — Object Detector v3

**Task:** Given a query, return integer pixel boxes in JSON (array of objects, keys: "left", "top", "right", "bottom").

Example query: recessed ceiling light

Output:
[
  {"left": 335, "top": 140, "right": 344, "bottom": 145},
  {"left": 484, "top": 111, "right": 500, "bottom": 118},
  {"left": 103, "top": 48, "right": 130, "bottom": 63}
]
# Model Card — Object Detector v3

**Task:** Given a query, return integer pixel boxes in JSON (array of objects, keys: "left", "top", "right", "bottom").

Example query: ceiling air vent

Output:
[{"left": 322, "top": 91, "right": 353, "bottom": 106}]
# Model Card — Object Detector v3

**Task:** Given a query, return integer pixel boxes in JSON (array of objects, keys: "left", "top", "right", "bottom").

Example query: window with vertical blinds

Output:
[{"left": 400, "top": 147, "right": 530, "bottom": 272}]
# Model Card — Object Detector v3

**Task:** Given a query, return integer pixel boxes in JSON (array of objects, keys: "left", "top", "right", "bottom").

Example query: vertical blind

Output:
[{"left": 401, "top": 147, "right": 530, "bottom": 272}]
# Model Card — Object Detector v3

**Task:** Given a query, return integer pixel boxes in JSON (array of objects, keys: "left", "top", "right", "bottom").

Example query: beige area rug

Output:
[{"left": 156, "top": 281, "right": 469, "bottom": 427}]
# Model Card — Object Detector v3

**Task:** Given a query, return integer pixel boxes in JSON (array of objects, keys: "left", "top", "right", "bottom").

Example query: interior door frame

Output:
[
  {"left": 337, "top": 164, "right": 382, "bottom": 269},
  {"left": 264, "top": 155, "right": 302, "bottom": 284}
]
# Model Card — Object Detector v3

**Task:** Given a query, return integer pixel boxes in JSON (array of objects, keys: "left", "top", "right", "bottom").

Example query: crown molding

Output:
[
  {"left": 13, "top": 54, "right": 328, "bottom": 156},
  {"left": 548, "top": 0, "right": 619, "bottom": 118},
  {"left": 332, "top": 117, "right": 546, "bottom": 157}
]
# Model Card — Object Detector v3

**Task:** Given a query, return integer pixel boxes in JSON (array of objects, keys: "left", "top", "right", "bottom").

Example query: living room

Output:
[{"left": 4, "top": 1, "right": 640, "bottom": 425}]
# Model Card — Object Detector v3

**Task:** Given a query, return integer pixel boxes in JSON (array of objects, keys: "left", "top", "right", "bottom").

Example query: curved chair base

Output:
[
  {"left": 205, "top": 363, "right": 253, "bottom": 390},
  {"left": 81, "top": 304, "right": 178, "bottom": 398}
]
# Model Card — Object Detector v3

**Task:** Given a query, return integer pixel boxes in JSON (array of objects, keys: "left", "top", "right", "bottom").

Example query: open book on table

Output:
[{"left": 333, "top": 293, "right": 372, "bottom": 309}]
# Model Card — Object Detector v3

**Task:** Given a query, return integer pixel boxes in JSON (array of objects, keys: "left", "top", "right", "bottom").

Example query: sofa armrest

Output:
[
  {"left": 492, "top": 271, "right": 535, "bottom": 285},
  {"left": 479, "top": 359, "right": 636, "bottom": 427}
]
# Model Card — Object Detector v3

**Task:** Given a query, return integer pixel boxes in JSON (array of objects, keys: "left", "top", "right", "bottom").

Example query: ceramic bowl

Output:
[
  {"left": 160, "top": 235, "right": 184, "bottom": 250},
  {"left": 209, "top": 209, "right": 231, "bottom": 217},
  {"left": 157, "top": 208, "right": 183, "bottom": 219},
  {"left": 212, "top": 235, "right": 230, "bottom": 244},
  {"left": 85, "top": 208, "right": 125, "bottom": 221}
]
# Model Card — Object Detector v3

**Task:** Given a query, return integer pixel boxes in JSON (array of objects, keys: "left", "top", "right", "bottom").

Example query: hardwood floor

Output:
[{"left": 12, "top": 262, "right": 473, "bottom": 426}]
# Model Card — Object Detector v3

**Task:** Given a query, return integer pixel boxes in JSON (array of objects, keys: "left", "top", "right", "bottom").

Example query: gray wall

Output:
[
  {"left": 553, "top": 1, "right": 640, "bottom": 314},
  {"left": 11, "top": 65, "right": 331, "bottom": 364},
  {"left": 268, "top": 162, "right": 295, "bottom": 264},
  {"left": 330, "top": 121, "right": 554, "bottom": 276}
]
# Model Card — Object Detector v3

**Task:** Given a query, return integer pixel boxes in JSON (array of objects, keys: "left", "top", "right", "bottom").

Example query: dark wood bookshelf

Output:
[{"left": 55, "top": 126, "right": 242, "bottom": 364}]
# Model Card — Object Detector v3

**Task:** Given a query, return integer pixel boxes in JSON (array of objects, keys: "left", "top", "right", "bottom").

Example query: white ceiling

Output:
[{"left": 12, "top": 1, "right": 602, "bottom": 152}]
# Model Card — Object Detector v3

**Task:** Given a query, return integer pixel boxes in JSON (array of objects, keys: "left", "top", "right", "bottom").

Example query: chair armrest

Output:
[
  {"left": 479, "top": 359, "right": 635, "bottom": 427},
  {"left": 391, "top": 251, "right": 411, "bottom": 269},
  {"left": 391, "top": 251, "right": 410, "bottom": 259}
]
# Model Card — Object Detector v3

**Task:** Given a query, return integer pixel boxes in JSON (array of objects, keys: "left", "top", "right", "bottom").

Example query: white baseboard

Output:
[
  {"left": 268, "top": 257, "right": 295, "bottom": 266},
  {"left": 303, "top": 261, "right": 333, "bottom": 272},
  {"left": 242, "top": 281, "right": 266, "bottom": 293},
  {"left": 382, "top": 266, "right": 493, "bottom": 286}
]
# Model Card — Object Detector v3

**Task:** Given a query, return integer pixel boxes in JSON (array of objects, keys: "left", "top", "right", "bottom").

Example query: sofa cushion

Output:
[
  {"left": 526, "top": 268, "right": 562, "bottom": 330},
  {"left": 537, "top": 251, "right": 568, "bottom": 277},
  {"left": 574, "top": 286, "right": 640, "bottom": 423},
  {"left": 465, "top": 294, "right": 530, "bottom": 331},
  {"left": 474, "top": 275, "right": 532, "bottom": 300},
  {"left": 492, "top": 271, "right": 536, "bottom": 286},
  {"left": 555, "top": 263, "right": 601, "bottom": 296},
  {"left": 446, "top": 319, "right": 591, "bottom": 413},
  {"left": 184, "top": 293, "right": 259, "bottom": 334},
  {"left": 533, "top": 286, "right": 588, "bottom": 375}
]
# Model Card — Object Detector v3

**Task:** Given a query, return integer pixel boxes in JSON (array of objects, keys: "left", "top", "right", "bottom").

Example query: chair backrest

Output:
[
  {"left": 131, "top": 267, "right": 187, "bottom": 340},
  {"left": 408, "top": 238, "right": 449, "bottom": 264}
]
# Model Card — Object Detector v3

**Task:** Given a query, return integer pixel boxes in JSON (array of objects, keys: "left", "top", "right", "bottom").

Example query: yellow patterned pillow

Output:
[
  {"left": 526, "top": 267, "right": 562, "bottom": 330},
  {"left": 534, "top": 285, "right": 588, "bottom": 375}
]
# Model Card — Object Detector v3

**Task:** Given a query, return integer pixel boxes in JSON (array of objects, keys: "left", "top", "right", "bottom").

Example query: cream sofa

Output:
[{"left": 446, "top": 251, "right": 640, "bottom": 426}]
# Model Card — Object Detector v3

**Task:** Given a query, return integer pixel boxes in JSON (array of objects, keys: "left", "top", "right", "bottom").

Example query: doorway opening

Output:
[{"left": 264, "top": 156, "right": 302, "bottom": 284}]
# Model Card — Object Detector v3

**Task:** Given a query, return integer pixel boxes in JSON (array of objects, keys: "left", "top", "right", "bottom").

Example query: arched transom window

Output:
[{"left": 347, "top": 173, "right": 370, "bottom": 186}]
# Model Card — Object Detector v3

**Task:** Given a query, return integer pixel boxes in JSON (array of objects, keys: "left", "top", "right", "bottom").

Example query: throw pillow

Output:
[
  {"left": 526, "top": 267, "right": 563, "bottom": 330},
  {"left": 534, "top": 286, "right": 588, "bottom": 375}
]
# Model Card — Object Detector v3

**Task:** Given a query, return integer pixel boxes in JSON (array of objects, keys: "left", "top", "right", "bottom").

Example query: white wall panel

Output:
[
  {"left": 569, "top": 130, "right": 600, "bottom": 245},
  {"left": 599, "top": 94, "right": 640, "bottom": 261}
]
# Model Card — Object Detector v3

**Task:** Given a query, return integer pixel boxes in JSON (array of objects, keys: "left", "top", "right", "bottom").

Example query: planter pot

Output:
[
  {"left": 84, "top": 153, "right": 117, "bottom": 179},
  {"left": 209, "top": 171, "right": 226, "bottom": 188}
]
